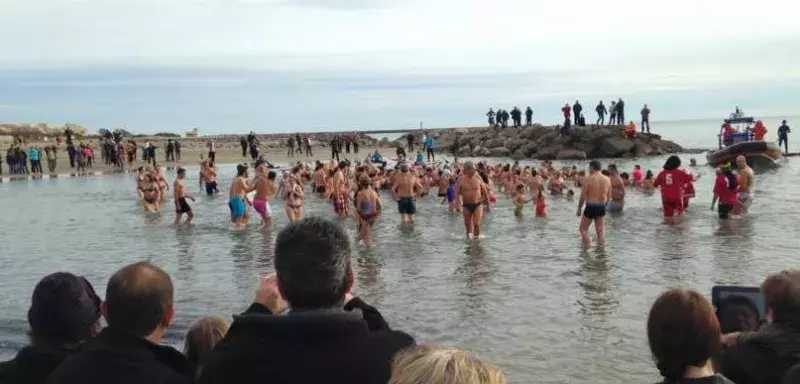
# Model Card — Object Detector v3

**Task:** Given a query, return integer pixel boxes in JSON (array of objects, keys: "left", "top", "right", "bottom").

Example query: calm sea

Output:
[{"left": 1, "top": 121, "right": 799, "bottom": 382}]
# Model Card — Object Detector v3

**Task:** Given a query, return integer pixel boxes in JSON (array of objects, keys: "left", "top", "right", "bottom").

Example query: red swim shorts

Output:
[{"left": 662, "top": 199, "right": 685, "bottom": 218}]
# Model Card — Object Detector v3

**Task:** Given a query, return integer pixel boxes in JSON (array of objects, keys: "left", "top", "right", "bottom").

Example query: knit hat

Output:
[{"left": 28, "top": 272, "right": 102, "bottom": 344}]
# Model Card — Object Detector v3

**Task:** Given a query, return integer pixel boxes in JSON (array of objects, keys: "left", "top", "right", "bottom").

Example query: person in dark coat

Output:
[
  {"left": 525, "top": 106, "right": 533, "bottom": 126},
  {"left": 198, "top": 218, "right": 415, "bottom": 384},
  {"left": 572, "top": 100, "right": 583, "bottom": 123},
  {"left": 720, "top": 269, "right": 800, "bottom": 384},
  {"left": 595, "top": 101, "right": 607, "bottom": 125},
  {"left": 0, "top": 273, "right": 102, "bottom": 384},
  {"left": 47, "top": 262, "right": 189, "bottom": 384}
]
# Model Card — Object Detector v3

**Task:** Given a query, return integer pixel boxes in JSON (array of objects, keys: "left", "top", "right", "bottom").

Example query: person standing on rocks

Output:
[
  {"left": 501, "top": 109, "right": 510, "bottom": 128},
  {"left": 608, "top": 101, "right": 618, "bottom": 125},
  {"left": 573, "top": 100, "right": 583, "bottom": 123},
  {"left": 595, "top": 101, "right": 607, "bottom": 125},
  {"left": 511, "top": 107, "right": 521, "bottom": 127},
  {"left": 561, "top": 103, "right": 572, "bottom": 126},
  {"left": 406, "top": 132, "right": 414, "bottom": 152},
  {"left": 576, "top": 160, "right": 611, "bottom": 245},
  {"left": 487, "top": 108, "right": 496, "bottom": 127},
  {"left": 641, "top": 104, "right": 651, "bottom": 133},
  {"left": 525, "top": 106, "right": 533, "bottom": 126},
  {"left": 616, "top": 98, "right": 626, "bottom": 124},
  {"left": 425, "top": 134, "right": 435, "bottom": 162}
]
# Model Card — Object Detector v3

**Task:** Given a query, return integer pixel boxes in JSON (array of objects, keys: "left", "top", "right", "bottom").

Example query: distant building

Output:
[{"left": 186, "top": 127, "right": 199, "bottom": 138}]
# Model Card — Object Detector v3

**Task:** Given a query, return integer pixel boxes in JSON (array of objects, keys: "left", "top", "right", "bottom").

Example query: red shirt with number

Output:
[{"left": 654, "top": 169, "right": 692, "bottom": 202}]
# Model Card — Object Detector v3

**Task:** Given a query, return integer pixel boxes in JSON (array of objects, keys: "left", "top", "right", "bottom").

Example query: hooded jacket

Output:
[{"left": 721, "top": 323, "right": 800, "bottom": 384}]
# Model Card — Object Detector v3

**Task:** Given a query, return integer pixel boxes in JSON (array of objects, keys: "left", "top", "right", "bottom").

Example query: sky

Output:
[{"left": 2, "top": 0, "right": 800, "bottom": 134}]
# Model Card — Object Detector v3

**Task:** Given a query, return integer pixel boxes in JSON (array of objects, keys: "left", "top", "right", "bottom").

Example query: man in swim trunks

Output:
[
  {"left": 204, "top": 161, "right": 219, "bottom": 196},
  {"left": 355, "top": 174, "right": 382, "bottom": 247},
  {"left": 173, "top": 167, "right": 195, "bottom": 225},
  {"left": 252, "top": 160, "right": 277, "bottom": 229},
  {"left": 283, "top": 172, "right": 306, "bottom": 223},
  {"left": 228, "top": 164, "right": 251, "bottom": 230},
  {"left": 457, "top": 161, "right": 490, "bottom": 238},
  {"left": 606, "top": 164, "right": 625, "bottom": 213},
  {"left": 735, "top": 155, "right": 755, "bottom": 215},
  {"left": 312, "top": 163, "right": 327, "bottom": 194},
  {"left": 391, "top": 163, "right": 422, "bottom": 224},
  {"left": 576, "top": 160, "right": 611, "bottom": 245}
]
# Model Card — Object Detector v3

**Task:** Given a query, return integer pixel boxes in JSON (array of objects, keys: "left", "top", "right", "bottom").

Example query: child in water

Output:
[
  {"left": 534, "top": 186, "right": 548, "bottom": 217},
  {"left": 513, "top": 184, "right": 531, "bottom": 217},
  {"left": 566, "top": 189, "right": 576, "bottom": 201},
  {"left": 443, "top": 179, "right": 460, "bottom": 212}
]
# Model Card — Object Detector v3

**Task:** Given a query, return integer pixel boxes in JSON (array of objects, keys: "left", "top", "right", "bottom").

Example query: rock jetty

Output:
[{"left": 395, "top": 125, "right": 683, "bottom": 160}]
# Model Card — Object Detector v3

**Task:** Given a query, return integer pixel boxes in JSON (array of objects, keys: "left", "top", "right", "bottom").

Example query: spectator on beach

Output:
[
  {"left": 28, "top": 146, "right": 42, "bottom": 174},
  {"left": 778, "top": 120, "right": 791, "bottom": 154},
  {"left": 487, "top": 108, "right": 496, "bottom": 127},
  {"left": 184, "top": 317, "right": 229, "bottom": 381},
  {"left": 388, "top": 346, "right": 507, "bottom": 384},
  {"left": 287, "top": 136, "right": 295, "bottom": 157},
  {"left": 174, "top": 140, "right": 181, "bottom": 161},
  {"left": 331, "top": 136, "right": 341, "bottom": 162},
  {"left": 353, "top": 133, "right": 360, "bottom": 154},
  {"left": 616, "top": 98, "right": 626, "bottom": 124},
  {"left": 199, "top": 218, "right": 415, "bottom": 384},
  {"left": 609, "top": 101, "right": 618, "bottom": 125},
  {"left": 425, "top": 134, "right": 436, "bottom": 162},
  {"left": 561, "top": 104, "right": 572, "bottom": 126},
  {"left": 406, "top": 133, "right": 415, "bottom": 152},
  {"left": 47, "top": 261, "right": 188, "bottom": 384},
  {"left": 641, "top": 104, "right": 652, "bottom": 133},
  {"left": 647, "top": 289, "right": 733, "bottom": 384},
  {"left": 525, "top": 106, "right": 533, "bottom": 126},
  {"left": 596, "top": 101, "right": 607, "bottom": 125},
  {"left": 207, "top": 140, "right": 216, "bottom": 163},
  {"left": 239, "top": 136, "right": 248, "bottom": 158},
  {"left": 166, "top": 140, "right": 175, "bottom": 162},
  {"left": 303, "top": 136, "right": 313, "bottom": 157},
  {"left": 720, "top": 269, "right": 800, "bottom": 384},
  {"left": 572, "top": 100, "right": 583, "bottom": 123},
  {"left": 0, "top": 272, "right": 102, "bottom": 384}
]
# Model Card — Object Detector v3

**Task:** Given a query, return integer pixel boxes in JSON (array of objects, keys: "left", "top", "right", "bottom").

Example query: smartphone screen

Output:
[{"left": 712, "top": 285, "right": 764, "bottom": 333}]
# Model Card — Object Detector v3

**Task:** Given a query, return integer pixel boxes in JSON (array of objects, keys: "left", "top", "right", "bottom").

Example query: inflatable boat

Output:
[{"left": 706, "top": 111, "right": 784, "bottom": 170}]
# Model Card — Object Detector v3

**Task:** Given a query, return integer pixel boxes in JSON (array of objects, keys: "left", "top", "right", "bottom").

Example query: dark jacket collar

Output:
[
  {"left": 234, "top": 308, "right": 369, "bottom": 339},
  {"left": 86, "top": 327, "right": 187, "bottom": 373}
]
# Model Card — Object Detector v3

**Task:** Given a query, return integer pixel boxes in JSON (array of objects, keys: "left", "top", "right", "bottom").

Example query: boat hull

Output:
[{"left": 706, "top": 141, "right": 784, "bottom": 170}]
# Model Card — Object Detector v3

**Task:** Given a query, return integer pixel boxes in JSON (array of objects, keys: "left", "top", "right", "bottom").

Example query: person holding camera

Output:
[{"left": 720, "top": 270, "right": 800, "bottom": 384}]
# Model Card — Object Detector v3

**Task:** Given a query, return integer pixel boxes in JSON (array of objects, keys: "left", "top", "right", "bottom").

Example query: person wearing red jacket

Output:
[
  {"left": 711, "top": 164, "right": 739, "bottom": 219},
  {"left": 654, "top": 156, "right": 693, "bottom": 220},
  {"left": 561, "top": 104, "right": 572, "bottom": 126}
]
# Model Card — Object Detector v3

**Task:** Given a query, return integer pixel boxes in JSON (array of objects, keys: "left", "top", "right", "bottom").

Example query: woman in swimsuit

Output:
[
  {"left": 355, "top": 175, "right": 382, "bottom": 247},
  {"left": 642, "top": 170, "right": 656, "bottom": 195},
  {"left": 141, "top": 174, "right": 161, "bottom": 213},
  {"left": 284, "top": 175, "right": 306, "bottom": 224},
  {"left": 135, "top": 167, "right": 147, "bottom": 200},
  {"left": 156, "top": 168, "right": 170, "bottom": 204}
]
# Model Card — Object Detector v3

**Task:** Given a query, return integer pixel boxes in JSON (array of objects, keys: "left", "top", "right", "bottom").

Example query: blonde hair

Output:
[
  {"left": 184, "top": 316, "right": 230, "bottom": 379},
  {"left": 389, "top": 346, "right": 507, "bottom": 384}
]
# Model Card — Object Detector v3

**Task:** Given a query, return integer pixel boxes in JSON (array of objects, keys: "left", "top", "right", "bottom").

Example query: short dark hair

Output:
[
  {"left": 105, "top": 262, "right": 174, "bottom": 337},
  {"left": 608, "top": 164, "right": 618, "bottom": 173},
  {"left": 589, "top": 160, "right": 601, "bottom": 171},
  {"left": 762, "top": 269, "right": 800, "bottom": 327},
  {"left": 648, "top": 289, "right": 720, "bottom": 383},
  {"left": 274, "top": 217, "right": 352, "bottom": 309},
  {"left": 267, "top": 171, "right": 276, "bottom": 180}
]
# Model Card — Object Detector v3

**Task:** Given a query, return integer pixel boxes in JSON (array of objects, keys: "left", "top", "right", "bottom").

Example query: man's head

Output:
[
  {"left": 589, "top": 160, "right": 601, "bottom": 172},
  {"left": 783, "top": 120, "right": 787, "bottom": 125},
  {"left": 463, "top": 161, "right": 476, "bottom": 176},
  {"left": 104, "top": 262, "right": 174, "bottom": 340},
  {"left": 177, "top": 167, "right": 186, "bottom": 179},
  {"left": 736, "top": 155, "right": 747, "bottom": 169},
  {"left": 28, "top": 272, "right": 102, "bottom": 346},
  {"left": 607, "top": 164, "right": 618, "bottom": 175},
  {"left": 267, "top": 171, "right": 277, "bottom": 181},
  {"left": 761, "top": 269, "right": 800, "bottom": 326},
  {"left": 274, "top": 218, "right": 353, "bottom": 310},
  {"left": 237, "top": 164, "right": 248, "bottom": 177},
  {"left": 400, "top": 163, "right": 409, "bottom": 173}
]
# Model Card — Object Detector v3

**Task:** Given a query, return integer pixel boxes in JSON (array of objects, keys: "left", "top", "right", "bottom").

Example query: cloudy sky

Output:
[{"left": 1, "top": 0, "right": 799, "bottom": 134}]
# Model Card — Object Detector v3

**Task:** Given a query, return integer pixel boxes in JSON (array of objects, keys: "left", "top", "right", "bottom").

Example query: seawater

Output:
[{"left": 1, "top": 154, "right": 799, "bottom": 384}]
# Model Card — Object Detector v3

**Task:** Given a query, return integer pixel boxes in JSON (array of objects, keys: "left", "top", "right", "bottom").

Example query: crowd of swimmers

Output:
[
  {"left": 130, "top": 146, "right": 757, "bottom": 250},
  {"left": 3, "top": 218, "right": 800, "bottom": 384}
]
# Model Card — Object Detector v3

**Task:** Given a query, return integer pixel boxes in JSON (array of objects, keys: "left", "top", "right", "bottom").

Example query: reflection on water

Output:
[{"left": 0, "top": 158, "right": 796, "bottom": 383}]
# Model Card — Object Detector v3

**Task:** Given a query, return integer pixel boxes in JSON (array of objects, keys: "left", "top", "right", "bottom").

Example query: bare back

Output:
[{"left": 582, "top": 172, "right": 611, "bottom": 203}]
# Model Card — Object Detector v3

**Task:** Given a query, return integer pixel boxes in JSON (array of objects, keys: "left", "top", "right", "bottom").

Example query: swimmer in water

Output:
[
  {"left": 576, "top": 160, "right": 611, "bottom": 245},
  {"left": 654, "top": 156, "right": 693, "bottom": 223},
  {"left": 355, "top": 175, "right": 382, "bottom": 247},
  {"left": 632, "top": 165, "right": 644, "bottom": 187},
  {"left": 312, "top": 163, "right": 327, "bottom": 194},
  {"left": 135, "top": 166, "right": 146, "bottom": 200},
  {"left": 534, "top": 186, "right": 548, "bottom": 218},
  {"left": 735, "top": 155, "right": 755, "bottom": 215},
  {"left": 513, "top": 184, "right": 531, "bottom": 217},
  {"left": 392, "top": 163, "right": 422, "bottom": 225},
  {"left": 204, "top": 162, "right": 219, "bottom": 196},
  {"left": 141, "top": 173, "right": 162, "bottom": 213},
  {"left": 173, "top": 167, "right": 195, "bottom": 225},
  {"left": 457, "top": 161, "right": 490, "bottom": 238},
  {"left": 252, "top": 161, "right": 277, "bottom": 229},
  {"left": 156, "top": 168, "right": 170, "bottom": 204},
  {"left": 606, "top": 164, "right": 625, "bottom": 213},
  {"left": 228, "top": 164, "right": 251, "bottom": 230},
  {"left": 642, "top": 170, "right": 656, "bottom": 194},
  {"left": 566, "top": 189, "right": 575, "bottom": 201},
  {"left": 443, "top": 178, "right": 460, "bottom": 212},
  {"left": 283, "top": 172, "right": 306, "bottom": 224}
]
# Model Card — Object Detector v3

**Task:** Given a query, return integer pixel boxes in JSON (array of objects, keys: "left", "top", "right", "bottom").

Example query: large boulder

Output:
[
  {"left": 486, "top": 138, "right": 505, "bottom": 148},
  {"left": 489, "top": 147, "right": 510, "bottom": 157},
  {"left": 504, "top": 139, "right": 528, "bottom": 152},
  {"left": 511, "top": 150, "right": 527, "bottom": 160},
  {"left": 600, "top": 137, "right": 635, "bottom": 157},
  {"left": 556, "top": 149, "right": 587, "bottom": 160},
  {"left": 524, "top": 126, "right": 551, "bottom": 141},
  {"left": 535, "top": 145, "right": 562, "bottom": 160},
  {"left": 472, "top": 146, "right": 490, "bottom": 157},
  {"left": 457, "top": 145, "right": 472, "bottom": 157}
]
